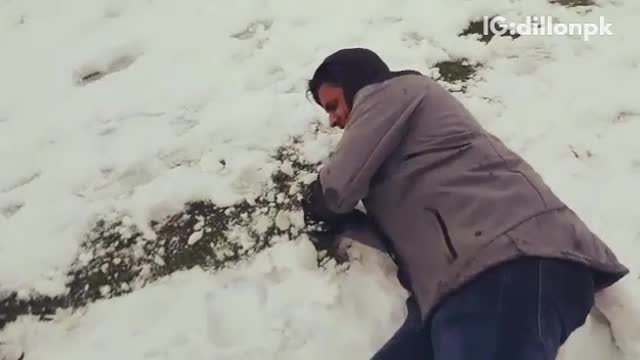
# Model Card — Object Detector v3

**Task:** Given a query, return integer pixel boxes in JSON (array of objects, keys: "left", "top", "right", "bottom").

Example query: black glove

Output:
[
  {"left": 301, "top": 177, "right": 342, "bottom": 226},
  {"left": 301, "top": 176, "right": 368, "bottom": 232}
]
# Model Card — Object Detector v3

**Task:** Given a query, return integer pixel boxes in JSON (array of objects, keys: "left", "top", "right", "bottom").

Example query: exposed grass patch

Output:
[
  {"left": 0, "top": 294, "right": 66, "bottom": 330},
  {"left": 549, "top": 0, "right": 595, "bottom": 7},
  {"left": 0, "top": 136, "right": 344, "bottom": 330},
  {"left": 435, "top": 59, "right": 478, "bottom": 83},
  {"left": 432, "top": 59, "right": 482, "bottom": 92},
  {"left": 459, "top": 16, "right": 521, "bottom": 44}
]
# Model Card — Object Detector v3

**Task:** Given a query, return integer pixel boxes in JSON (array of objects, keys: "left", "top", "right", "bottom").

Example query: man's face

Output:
[{"left": 318, "top": 83, "right": 350, "bottom": 129}]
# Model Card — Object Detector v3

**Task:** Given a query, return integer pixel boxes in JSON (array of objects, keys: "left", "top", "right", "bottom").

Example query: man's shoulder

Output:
[
  {"left": 372, "top": 72, "right": 432, "bottom": 93},
  {"left": 353, "top": 73, "right": 431, "bottom": 108},
  {"left": 386, "top": 73, "right": 433, "bottom": 92}
]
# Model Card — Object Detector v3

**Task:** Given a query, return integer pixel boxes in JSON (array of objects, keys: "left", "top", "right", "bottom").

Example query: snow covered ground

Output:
[{"left": 1, "top": 0, "right": 639, "bottom": 359}]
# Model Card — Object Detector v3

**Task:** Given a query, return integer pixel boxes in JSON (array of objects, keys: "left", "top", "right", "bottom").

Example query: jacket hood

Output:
[{"left": 308, "top": 47, "right": 420, "bottom": 109}]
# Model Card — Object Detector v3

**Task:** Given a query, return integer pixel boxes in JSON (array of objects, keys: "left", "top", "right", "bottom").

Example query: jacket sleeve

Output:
[{"left": 318, "top": 80, "right": 424, "bottom": 214}]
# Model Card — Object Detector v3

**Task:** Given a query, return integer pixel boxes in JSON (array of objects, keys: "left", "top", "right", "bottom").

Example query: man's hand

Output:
[
  {"left": 301, "top": 177, "right": 370, "bottom": 256},
  {"left": 301, "top": 177, "right": 369, "bottom": 232},
  {"left": 301, "top": 177, "right": 342, "bottom": 226}
]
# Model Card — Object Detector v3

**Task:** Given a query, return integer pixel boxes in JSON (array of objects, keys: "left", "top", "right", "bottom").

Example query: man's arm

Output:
[{"left": 307, "top": 79, "right": 424, "bottom": 219}]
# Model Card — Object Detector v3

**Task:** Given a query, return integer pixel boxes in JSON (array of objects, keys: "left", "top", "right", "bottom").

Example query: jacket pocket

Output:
[{"left": 425, "top": 208, "right": 458, "bottom": 261}]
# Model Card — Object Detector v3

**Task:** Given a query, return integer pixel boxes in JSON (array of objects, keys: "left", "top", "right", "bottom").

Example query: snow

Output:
[
  {"left": 1, "top": 0, "right": 640, "bottom": 359},
  {"left": 1, "top": 240, "right": 406, "bottom": 360},
  {"left": 187, "top": 230, "right": 203, "bottom": 246}
]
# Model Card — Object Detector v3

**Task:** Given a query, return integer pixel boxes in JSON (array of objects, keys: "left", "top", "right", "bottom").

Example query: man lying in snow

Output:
[{"left": 301, "top": 47, "right": 630, "bottom": 360}]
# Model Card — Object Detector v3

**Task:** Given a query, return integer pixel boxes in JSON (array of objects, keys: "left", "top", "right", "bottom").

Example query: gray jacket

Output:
[{"left": 318, "top": 73, "right": 629, "bottom": 321}]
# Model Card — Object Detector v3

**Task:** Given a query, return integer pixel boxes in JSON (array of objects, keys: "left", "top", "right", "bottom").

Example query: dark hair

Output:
[{"left": 306, "top": 47, "right": 421, "bottom": 109}]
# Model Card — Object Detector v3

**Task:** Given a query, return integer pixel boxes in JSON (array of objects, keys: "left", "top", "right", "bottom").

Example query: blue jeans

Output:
[{"left": 371, "top": 257, "right": 595, "bottom": 360}]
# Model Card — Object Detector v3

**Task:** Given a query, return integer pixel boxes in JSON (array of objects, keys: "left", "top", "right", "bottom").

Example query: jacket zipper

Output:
[{"left": 426, "top": 208, "right": 458, "bottom": 261}]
